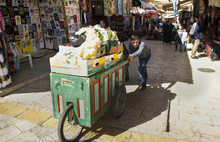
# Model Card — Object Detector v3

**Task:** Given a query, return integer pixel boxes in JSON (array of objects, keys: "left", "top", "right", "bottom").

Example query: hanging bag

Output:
[{"left": 69, "top": 31, "right": 86, "bottom": 47}]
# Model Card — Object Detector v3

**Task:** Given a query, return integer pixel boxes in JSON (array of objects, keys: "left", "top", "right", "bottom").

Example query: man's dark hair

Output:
[
  {"left": 100, "top": 19, "right": 106, "bottom": 24},
  {"left": 131, "top": 35, "right": 140, "bottom": 40},
  {"left": 195, "top": 16, "right": 199, "bottom": 22}
]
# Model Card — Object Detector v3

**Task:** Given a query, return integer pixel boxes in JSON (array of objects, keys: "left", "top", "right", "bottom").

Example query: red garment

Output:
[{"left": 0, "top": 12, "right": 5, "bottom": 32}]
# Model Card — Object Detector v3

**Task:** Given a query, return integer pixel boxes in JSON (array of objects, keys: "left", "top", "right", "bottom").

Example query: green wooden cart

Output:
[{"left": 50, "top": 60, "right": 128, "bottom": 142}]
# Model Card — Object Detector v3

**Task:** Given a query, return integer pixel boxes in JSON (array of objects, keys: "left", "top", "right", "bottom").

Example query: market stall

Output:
[{"left": 0, "top": 1, "right": 43, "bottom": 54}]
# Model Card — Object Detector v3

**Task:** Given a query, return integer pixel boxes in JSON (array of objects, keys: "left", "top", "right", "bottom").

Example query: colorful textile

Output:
[
  {"left": 15, "top": 41, "right": 23, "bottom": 53},
  {"left": 115, "top": 0, "right": 118, "bottom": 14},
  {"left": 4, "top": 37, "right": 16, "bottom": 73},
  {"left": 127, "top": 0, "right": 131, "bottom": 15},
  {"left": 104, "top": 0, "right": 115, "bottom": 16},
  {"left": 172, "top": 0, "right": 178, "bottom": 16},
  {"left": 118, "top": 0, "right": 123, "bottom": 15},
  {"left": 0, "top": 12, "right": 5, "bottom": 32},
  {"left": 25, "top": 39, "right": 33, "bottom": 53},
  {"left": 0, "top": 0, "right": 6, "bottom": 6},
  {"left": 123, "top": 0, "right": 127, "bottom": 15},
  {"left": 79, "top": 0, "right": 88, "bottom": 12},
  {"left": 0, "top": 59, "right": 12, "bottom": 88}
]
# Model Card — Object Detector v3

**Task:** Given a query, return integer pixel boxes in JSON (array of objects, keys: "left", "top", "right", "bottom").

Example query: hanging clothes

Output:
[
  {"left": 4, "top": 36, "right": 16, "bottom": 73},
  {"left": 0, "top": 11, "right": 5, "bottom": 33},
  {"left": 0, "top": 37, "right": 12, "bottom": 88},
  {"left": 118, "top": 0, "right": 123, "bottom": 15}
]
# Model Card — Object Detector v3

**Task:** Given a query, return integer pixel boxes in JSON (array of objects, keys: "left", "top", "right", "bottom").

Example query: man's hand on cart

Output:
[{"left": 127, "top": 55, "right": 135, "bottom": 63}]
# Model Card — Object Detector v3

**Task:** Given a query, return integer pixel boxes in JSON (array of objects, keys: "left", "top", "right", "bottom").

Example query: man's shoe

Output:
[
  {"left": 191, "top": 56, "right": 198, "bottom": 59},
  {"left": 140, "top": 82, "right": 146, "bottom": 91},
  {"left": 125, "top": 75, "right": 129, "bottom": 82}
]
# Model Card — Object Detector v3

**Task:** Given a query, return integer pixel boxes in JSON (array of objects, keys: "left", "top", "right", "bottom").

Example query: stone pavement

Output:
[
  {"left": 0, "top": 40, "right": 220, "bottom": 142},
  {"left": 0, "top": 101, "right": 183, "bottom": 142}
]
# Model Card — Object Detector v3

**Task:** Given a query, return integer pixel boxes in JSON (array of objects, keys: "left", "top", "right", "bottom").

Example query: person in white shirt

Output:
[
  {"left": 181, "top": 27, "right": 189, "bottom": 52},
  {"left": 175, "top": 26, "right": 183, "bottom": 51}
]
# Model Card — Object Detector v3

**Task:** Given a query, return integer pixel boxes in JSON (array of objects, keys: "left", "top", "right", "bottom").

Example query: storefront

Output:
[
  {"left": 0, "top": 0, "right": 92, "bottom": 88},
  {"left": 103, "top": 0, "right": 131, "bottom": 42},
  {"left": 194, "top": 0, "right": 220, "bottom": 61},
  {"left": 0, "top": 0, "right": 132, "bottom": 89}
]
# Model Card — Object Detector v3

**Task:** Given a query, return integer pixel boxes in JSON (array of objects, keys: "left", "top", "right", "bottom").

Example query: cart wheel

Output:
[
  {"left": 113, "top": 83, "right": 126, "bottom": 119},
  {"left": 58, "top": 103, "right": 83, "bottom": 142}
]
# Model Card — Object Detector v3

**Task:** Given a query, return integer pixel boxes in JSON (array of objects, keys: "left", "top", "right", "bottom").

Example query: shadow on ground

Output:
[
  {"left": 80, "top": 83, "right": 176, "bottom": 141},
  {"left": 4, "top": 40, "right": 194, "bottom": 141},
  {"left": 79, "top": 40, "right": 193, "bottom": 140}
]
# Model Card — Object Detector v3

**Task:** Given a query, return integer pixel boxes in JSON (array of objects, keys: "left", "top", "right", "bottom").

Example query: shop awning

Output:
[
  {"left": 142, "top": 10, "right": 161, "bottom": 19},
  {"left": 139, "top": 0, "right": 157, "bottom": 10},
  {"left": 130, "top": 7, "right": 145, "bottom": 14}
]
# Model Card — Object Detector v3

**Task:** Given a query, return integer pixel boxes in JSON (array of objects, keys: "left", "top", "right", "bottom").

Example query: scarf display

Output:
[
  {"left": 104, "top": 0, "right": 115, "bottom": 16},
  {"left": 118, "top": 0, "right": 123, "bottom": 15}
]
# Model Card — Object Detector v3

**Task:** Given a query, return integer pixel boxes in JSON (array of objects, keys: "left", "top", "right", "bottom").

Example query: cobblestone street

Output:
[{"left": 0, "top": 40, "right": 220, "bottom": 141}]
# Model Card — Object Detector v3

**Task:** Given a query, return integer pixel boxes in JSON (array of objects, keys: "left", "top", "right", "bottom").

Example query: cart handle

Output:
[{"left": 55, "top": 81, "right": 60, "bottom": 90}]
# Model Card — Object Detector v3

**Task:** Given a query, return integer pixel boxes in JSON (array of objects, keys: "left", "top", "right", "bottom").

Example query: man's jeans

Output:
[
  {"left": 181, "top": 41, "right": 187, "bottom": 51},
  {"left": 138, "top": 54, "right": 151, "bottom": 84},
  {"left": 175, "top": 37, "right": 180, "bottom": 50}
]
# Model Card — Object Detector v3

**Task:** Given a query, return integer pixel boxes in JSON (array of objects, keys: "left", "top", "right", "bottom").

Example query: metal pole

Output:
[{"left": 133, "top": 15, "right": 135, "bottom": 31}]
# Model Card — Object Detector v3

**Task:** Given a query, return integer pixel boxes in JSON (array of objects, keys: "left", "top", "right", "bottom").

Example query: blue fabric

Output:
[
  {"left": 194, "top": 24, "right": 203, "bottom": 39},
  {"left": 137, "top": 24, "right": 142, "bottom": 30},
  {"left": 138, "top": 54, "right": 151, "bottom": 83}
]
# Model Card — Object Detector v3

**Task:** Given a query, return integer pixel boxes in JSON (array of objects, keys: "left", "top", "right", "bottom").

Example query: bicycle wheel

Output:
[
  {"left": 58, "top": 103, "right": 83, "bottom": 142},
  {"left": 113, "top": 83, "right": 127, "bottom": 119}
]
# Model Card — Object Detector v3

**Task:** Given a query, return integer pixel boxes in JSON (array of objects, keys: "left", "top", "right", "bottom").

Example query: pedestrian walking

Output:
[
  {"left": 181, "top": 27, "right": 189, "bottom": 52},
  {"left": 175, "top": 26, "right": 183, "bottom": 51},
  {"left": 190, "top": 17, "right": 203, "bottom": 59},
  {"left": 167, "top": 21, "right": 174, "bottom": 44},
  {"left": 163, "top": 21, "right": 168, "bottom": 43},
  {"left": 127, "top": 35, "right": 151, "bottom": 91}
]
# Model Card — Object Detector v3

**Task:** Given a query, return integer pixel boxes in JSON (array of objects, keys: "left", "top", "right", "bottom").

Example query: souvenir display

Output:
[
  {"left": 39, "top": 0, "right": 67, "bottom": 50},
  {"left": 123, "top": 0, "right": 127, "bottom": 15},
  {"left": 104, "top": 0, "right": 115, "bottom": 16},
  {"left": 12, "top": 0, "right": 18, "bottom": 7},
  {"left": 8, "top": 6, "right": 14, "bottom": 16},
  {"left": 0, "top": 0, "right": 6, "bottom": 6},
  {"left": 118, "top": 0, "right": 123, "bottom": 15},
  {"left": 13, "top": 7, "right": 19, "bottom": 15},
  {"left": 0, "top": 0, "right": 42, "bottom": 54},
  {"left": 115, "top": 0, "right": 118, "bottom": 14},
  {"left": 4, "top": 17, "right": 11, "bottom": 25},
  {"left": 0, "top": 39, "right": 12, "bottom": 88},
  {"left": 6, "top": 0, "right": 12, "bottom": 6},
  {"left": 79, "top": 0, "right": 88, "bottom": 12},
  {"left": 10, "top": 16, "right": 16, "bottom": 25},
  {"left": 1, "top": 7, "right": 8, "bottom": 16},
  {"left": 15, "top": 15, "right": 21, "bottom": 25},
  {"left": 31, "top": 39, "right": 37, "bottom": 52},
  {"left": 64, "top": 0, "right": 81, "bottom": 34}
]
